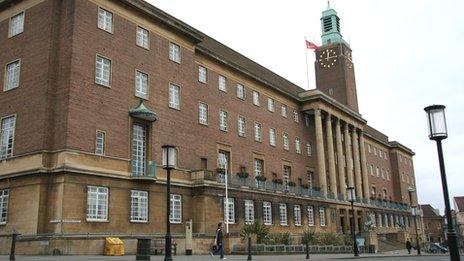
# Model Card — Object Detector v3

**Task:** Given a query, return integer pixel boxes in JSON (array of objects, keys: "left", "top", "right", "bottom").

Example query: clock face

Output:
[
  {"left": 318, "top": 49, "right": 338, "bottom": 68},
  {"left": 344, "top": 50, "right": 353, "bottom": 69}
]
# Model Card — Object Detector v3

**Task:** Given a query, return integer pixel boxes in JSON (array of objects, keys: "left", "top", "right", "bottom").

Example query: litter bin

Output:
[
  {"left": 104, "top": 237, "right": 124, "bottom": 256},
  {"left": 368, "top": 244, "right": 376, "bottom": 253},
  {"left": 136, "top": 238, "right": 152, "bottom": 261}
]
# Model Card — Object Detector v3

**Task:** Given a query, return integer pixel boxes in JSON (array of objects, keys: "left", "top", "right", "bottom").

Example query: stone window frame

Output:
[
  {"left": 168, "top": 83, "right": 181, "bottom": 110},
  {"left": 282, "top": 132, "right": 289, "bottom": 151},
  {"left": 130, "top": 190, "right": 149, "bottom": 222},
  {"left": 267, "top": 97, "right": 275, "bottom": 112},
  {"left": 136, "top": 26, "right": 150, "bottom": 49},
  {"left": 168, "top": 42, "right": 181, "bottom": 64},
  {"left": 0, "top": 114, "right": 16, "bottom": 159},
  {"left": 95, "top": 130, "right": 106, "bottom": 156},
  {"left": 281, "top": 104, "right": 287, "bottom": 118},
  {"left": 198, "top": 102, "right": 208, "bottom": 125},
  {"left": 131, "top": 123, "right": 147, "bottom": 176},
  {"left": 252, "top": 90, "right": 260, "bottom": 106},
  {"left": 237, "top": 115, "right": 246, "bottom": 137},
  {"left": 219, "top": 109, "right": 228, "bottom": 132},
  {"left": 97, "top": 7, "right": 113, "bottom": 34},
  {"left": 236, "top": 84, "right": 245, "bottom": 100},
  {"left": 218, "top": 75, "right": 227, "bottom": 92},
  {"left": 135, "top": 69, "right": 149, "bottom": 99},
  {"left": 4, "top": 59, "right": 21, "bottom": 91},
  {"left": 8, "top": 11, "right": 24, "bottom": 38},
  {"left": 295, "top": 137, "right": 301, "bottom": 154},
  {"left": 198, "top": 65, "right": 208, "bottom": 84},
  {"left": 95, "top": 54, "right": 111, "bottom": 87},
  {"left": 254, "top": 121, "right": 262, "bottom": 142},
  {"left": 269, "top": 128, "right": 276, "bottom": 147},
  {"left": 293, "top": 110, "right": 299, "bottom": 123},
  {"left": 86, "top": 186, "right": 109, "bottom": 222}
]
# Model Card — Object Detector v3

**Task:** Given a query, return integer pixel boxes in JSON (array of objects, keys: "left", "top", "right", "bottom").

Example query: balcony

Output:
[{"left": 130, "top": 161, "right": 157, "bottom": 181}]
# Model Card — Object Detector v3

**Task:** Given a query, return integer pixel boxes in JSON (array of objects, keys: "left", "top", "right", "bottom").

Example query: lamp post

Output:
[
  {"left": 219, "top": 154, "right": 230, "bottom": 234},
  {"left": 424, "top": 105, "right": 460, "bottom": 261},
  {"left": 347, "top": 186, "right": 359, "bottom": 257},
  {"left": 408, "top": 187, "right": 421, "bottom": 255},
  {"left": 162, "top": 145, "right": 177, "bottom": 261}
]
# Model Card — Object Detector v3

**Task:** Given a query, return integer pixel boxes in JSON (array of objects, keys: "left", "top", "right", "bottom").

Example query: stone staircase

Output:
[{"left": 378, "top": 238, "right": 405, "bottom": 253}]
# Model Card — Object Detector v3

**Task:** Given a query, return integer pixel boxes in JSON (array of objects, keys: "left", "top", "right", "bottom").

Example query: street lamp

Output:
[
  {"left": 410, "top": 206, "right": 421, "bottom": 255},
  {"left": 162, "top": 145, "right": 177, "bottom": 261},
  {"left": 424, "top": 105, "right": 460, "bottom": 261},
  {"left": 347, "top": 186, "right": 359, "bottom": 257}
]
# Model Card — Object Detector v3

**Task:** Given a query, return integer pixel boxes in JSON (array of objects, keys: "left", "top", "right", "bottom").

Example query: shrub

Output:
[{"left": 240, "top": 220, "right": 270, "bottom": 244}]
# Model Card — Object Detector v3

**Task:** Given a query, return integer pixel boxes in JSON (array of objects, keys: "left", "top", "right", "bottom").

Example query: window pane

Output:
[
  {"left": 9, "top": 12, "right": 24, "bottom": 37},
  {"left": 5, "top": 60, "right": 21, "bottom": 91},
  {"left": 169, "top": 84, "right": 180, "bottom": 109},
  {"left": 136, "top": 27, "right": 149, "bottom": 48},
  {"left": 95, "top": 56, "right": 111, "bottom": 86},
  {"left": 135, "top": 71, "right": 148, "bottom": 99},
  {"left": 0, "top": 116, "right": 16, "bottom": 159},
  {"left": 131, "top": 124, "right": 146, "bottom": 176},
  {"left": 98, "top": 8, "right": 113, "bottom": 33}
]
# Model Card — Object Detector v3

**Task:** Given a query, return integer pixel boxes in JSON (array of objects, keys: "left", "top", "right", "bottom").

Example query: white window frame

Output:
[
  {"left": 254, "top": 158, "right": 263, "bottom": 177},
  {"left": 279, "top": 203, "right": 288, "bottom": 226},
  {"left": 319, "top": 207, "right": 326, "bottom": 226},
  {"left": 9, "top": 12, "right": 24, "bottom": 38},
  {"left": 295, "top": 138, "right": 301, "bottom": 154},
  {"left": 0, "top": 115, "right": 16, "bottom": 159},
  {"left": 294, "top": 205, "right": 302, "bottom": 226},
  {"left": 244, "top": 200, "right": 254, "bottom": 225},
  {"left": 254, "top": 122, "right": 262, "bottom": 142},
  {"left": 219, "top": 110, "right": 228, "bottom": 132},
  {"left": 131, "top": 124, "right": 147, "bottom": 176},
  {"left": 293, "top": 110, "right": 299, "bottom": 122},
  {"left": 376, "top": 167, "right": 380, "bottom": 177},
  {"left": 305, "top": 114, "right": 310, "bottom": 127},
  {"left": 267, "top": 98, "right": 274, "bottom": 112},
  {"left": 269, "top": 128, "right": 276, "bottom": 146},
  {"left": 283, "top": 166, "right": 291, "bottom": 191},
  {"left": 169, "top": 42, "right": 181, "bottom": 63},
  {"left": 95, "top": 130, "right": 105, "bottom": 156},
  {"left": 198, "top": 102, "right": 208, "bottom": 125},
  {"left": 252, "top": 91, "right": 260, "bottom": 106},
  {"left": 86, "top": 186, "right": 108, "bottom": 221},
  {"left": 281, "top": 105, "right": 287, "bottom": 118},
  {"left": 95, "top": 55, "right": 111, "bottom": 87},
  {"left": 97, "top": 7, "right": 113, "bottom": 33},
  {"left": 224, "top": 197, "right": 235, "bottom": 224},
  {"left": 368, "top": 144, "right": 371, "bottom": 153},
  {"left": 136, "top": 26, "right": 149, "bottom": 49},
  {"left": 218, "top": 75, "right": 226, "bottom": 92},
  {"left": 198, "top": 65, "right": 207, "bottom": 83},
  {"left": 307, "top": 206, "right": 314, "bottom": 226},
  {"left": 0, "top": 189, "right": 9, "bottom": 224},
  {"left": 263, "top": 202, "right": 272, "bottom": 225},
  {"left": 170, "top": 194, "right": 182, "bottom": 224},
  {"left": 130, "top": 190, "right": 148, "bottom": 222},
  {"left": 169, "top": 83, "right": 180, "bottom": 109},
  {"left": 283, "top": 133, "right": 289, "bottom": 151},
  {"left": 370, "top": 165, "right": 374, "bottom": 176},
  {"left": 236, "top": 84, "right": 245, "bottom": 100},
  {"left": 238, "top": 116, "right": 246, "bottom": 137},
  {"left": 4, "top": 59, "right": 21, "bottom": 91},
  {"left": 135, "top": 70, "right": 148, "bottom": 99},
  {"left": 306, "top": 142, "right": 312, "bottom": 156}
]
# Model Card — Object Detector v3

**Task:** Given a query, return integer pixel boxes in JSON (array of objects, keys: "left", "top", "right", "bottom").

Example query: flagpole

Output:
[{"left": 304, "top": 37, "right": 310, "bottom": 89}]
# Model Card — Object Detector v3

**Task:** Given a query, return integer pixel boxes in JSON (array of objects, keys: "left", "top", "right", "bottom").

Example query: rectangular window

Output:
[
  {"left": 169, "top": 42, "right": 181, "bottom": 63},
  {"left": 95, "top": 55, "right": 111, "bottom": 87},
  {"left": 263, "top": 202, "right": 272, "bottom": 225},
  {"left": 252, "top": 91, "right": 260, "bottom": 106},
  {"left": 307, "top": 171, "right": 313, "bottom": 190},
  {"left": 381, "top": 169, "right": 385, "bottom": 179},
  {"left": 376, "top": 167, "right": 380, "bottom": 177},
  {"left": 254, "top": 158, "right": 263, "bottom": 177},
  {"left": 267, "top": 98, "right": 274, "bottom": 112},
  {"left": 294, "top": 205, "right": 302, "bottom": 226},
  {"left": 379, "top": 150, "right": 383, "bottom": 158},
  {"left": 307, "top": 206, "right": 314, "bottom": 226},
  {"left": 254, "top": 122, "right": 262, "bottom": 142},
  {"left": 0, "top": 116, "right": 16, "bottom": 159},
  {"left": 305, "top": 114, "right": 310, "bottom": 127},
  {"left": 370, "top": 165, "right": 374, "bottom": 176},
  {"left": 97, "top": 8, "right": 113, "bottom": 33},
  {"left": 198, "top": 102, "right": 208, "bottom": 125},
  {"left": 9, "top": 12, "right": 24, "bottom": 37},
  {"left": 281, "top": 105, "right": 287, "bottom": 117},
  {"left": 279, "top": 203, "right": 287, "bottom": 225},
  {"left": 4, "top": 60, "right": 21, "bottom": 91},
  {"left": 218, "top": 75, "right": 226, "bottom": 91},
  {"left": 374, "top": 147, "right": 377, "bottom": 155},
  {"left": 378, "top": 213, "right": 383, "bottom": 227},
  {"left": 170, "top": 194, "right": 182, "bottom": 223},
  {"left": 136, "top": 26, "right": 149, "bottom": 49},
  {"left": 386, "top": 170, "right": 390, "bottom": 180},
  {"left": 217, "top": 150, "right": 230, "bottom": 173},
  {"left": 198, "top": 65, "right": 207, "bottom": 83},
  {"left": 95, "top": 130, "right": 105, "bottom": 155},
  {"left": 219, "top": 110, "right": 228, "bottom": 131},
  {"left": 283, "top": 133, "right": 289, "bottom": 151},
  {"left": 368, "top": 144, "right": 371, "bottom": 153},
  {"left": 238, "top": 116, "right": 246, "bottom": 137},
  {"left": 131, "top": 190, "right": 148, "bottom": 222},
  {"left": 283, "top": 165, "right": 291, "bottom": 191},
  {"left": 87, "top": 186, "right": 108, "bottom": 221},
  {"left": 0, "top": 190, "right": 9, "bottom": 224},
  {"left": 295, "top": 138, "right": 301, "bottom": 154},
  {"left": 269, "top": 128, "right": 276, "bottom": 146},
  {"left": 319, "top": 207, "right": 326, "bottom": 226},
  {"left": 293, "top": 110, "right": 299, "bottom": 122},
  {"left": 135, "top": 70, "right": 148, "bottom": 99},
  {"left": 169, "top": 83, "right": 180, "bottom": 109},
  {"left": 224, "top": 197, "right": 235, "bottom": 224},
  {"left": 306, "top": 142, "right": 312, "bottom": 156},
  {"left": 131, "top": 124, "right": 146, "bottom": 176},
  {"left": 244, "top": 200, "right": 254, "bottom": 224},
  {"left": 236, "top": 84, "right": 245, "bottom": 99}
]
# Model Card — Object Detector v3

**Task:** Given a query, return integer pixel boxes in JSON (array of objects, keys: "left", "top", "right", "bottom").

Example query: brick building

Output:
[
  {"left": 0, "top": 0, "right": 419, "bottom": 255},
  {"left": 420, "top": 204, "right": 445, "bottom": 244},
  {"left": 453, "top": 197, "right": 464, "bottom": 250}
]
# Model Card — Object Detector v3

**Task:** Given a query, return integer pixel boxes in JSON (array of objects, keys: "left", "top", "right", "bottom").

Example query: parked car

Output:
[{"left": 426, "top": 243, "right": 448, "bottom": 253}]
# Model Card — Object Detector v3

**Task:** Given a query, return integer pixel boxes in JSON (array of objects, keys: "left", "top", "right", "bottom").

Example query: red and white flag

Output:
[{"left": 305, "top": 40, "right": 318, "bottom": 50}]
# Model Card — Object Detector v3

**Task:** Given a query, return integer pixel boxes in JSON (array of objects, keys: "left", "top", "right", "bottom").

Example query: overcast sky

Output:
[{"left": 151, "top": 0, "right": 464, "bottom": 214}]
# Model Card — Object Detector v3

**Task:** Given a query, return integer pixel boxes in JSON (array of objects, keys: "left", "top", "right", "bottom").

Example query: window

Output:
[
  {"left": 294, "top": 205, "right": 302, "bottom": 226},
  {"left": 305, "top": 114, "right": 310, "bottom": 127},
  {"left": 376, "top": 167, "right": 380, "bottom": 177},
  {"left": 224, "top": 197, "right": 235, "bottom": 224},
  {"left": 386, "top": 170, "right": 390, "bottom": 180},
  {"left": 4, "top": 60, "right": 21, "bottom": 91},
  {"left": 267, "top": 98, "right": 275, "bottom": 112},
  {"left": 198, "top": 65, "right": 207, "bottom": 83},
  {"left": 254, "top": 122, "right": 262, "bottom": 142},
  {"left": 279, "top": 203, "right": 287, "bottom": 225},
  {"left": 381, "top": 169, "right": 385, "bottom": 179},
  {"left": 95, "top": 55, "right": 111, "bottom": 87},
  {"left": 374, "top": 147, "right": 377, "bottom": 155},
  {"left": 319, "top": 207, "right": 326, "bottom": 226},
  {"left": 371, "top": 186, "right": 377, "bottom": 196},
  {"left": 169, "top": 42, "right": 181, "bottom": 63},
  {"left": 269, "top": 128, "right": 276, "bottom": 146},
  {"left": 97, "top": 8, "right": 113, "bottom": 33},
  {"left": 307, "top": 206, "right": 314, "bottom": 226},
  {"left": 372, "top": 213, "right": 377, "bottom": 227},
  {"left": 131, "top": 190, "right": 148, "bottom": 222},
  {"left": 131, "top": 124, "right": 147, "bottom": 176},
  {"left": 293, "top": 110, "right": 299, "bottom": 122},
  {"left": 169, "top": 83, "right": 180, "bottom": 109},
  {"left": 378, "top": 213, "right": 383, "bottom": 227},
  {"left": 135, "top": 70, "right": 148, "bottom": 99},
  {"left": 283, "top": 166, "right": 291, "bottom": 191},
  {"left": 170, "top": 194, "right": 182, "bottom": 223},
  {"left": 252, "top": 91, "right": 260, "bottom": 106},
  {"left": 367, "top": 144, "right": 371, "bottom": 153},
  {"left": 281, "top": 105, "right": 287, "bottom": 117},
  {"left": 236, "top": 84, "right": 245, "bottom": 99},
  {"left": 0, "top": 116, "right": 16, "bottom": 159},
  {"left": 95, "top": 130, "right": 105, "bottom": 155},
  {"left": 9, "top": 12, "right": 24, "bottom": 37},
  {"left": 307, "top": 171, "right": 313, "bottom": 189},
  {"left": 218, "top": 75, "right": 226, "bottom": 91},
  {"left": 198, "top": 102, "right": 208, "bottom": 125},
  {"left": 244, "top": 200, "right": 254, "bottom": 224},
  {"left": 306, "top": 142, "right": 312, "bottom": 156},
  {"left": 283, "top": 133, "right": 289, "bottom": 150},
  {"left": 237, "top": 116, "right": 246, "bottom": 137},
  {"left": 379, "top": 150, "right": 383, "bottom": 158},
  {"left": 370, "top": 165, "right": 374, "bottom": 176},
  {"left": 217, "top": 150, "right": 230, "bottom": 173},
  {"left": 87, "top": 186, "right": 108, "bottom": 221},
  {"left": 383, "top": 188, "right": 388, "bottom": 198},
  {"left": 263, "top": 202, "right": 272, "bottom": 225},
  {"left": 136, "top": 26, "right": 149, "bottom": 49},
  {"left": 254, "top": 159, "right": 263, "bottom": 177},
  {"left": 295, "top": 138, "right": 301, "bottom": 154},
  {"left": 219, "top": 110, "right": 228, "bottom": 131},
  {"left": 0, "top": 190, "right": 9, "bottom": 224}
]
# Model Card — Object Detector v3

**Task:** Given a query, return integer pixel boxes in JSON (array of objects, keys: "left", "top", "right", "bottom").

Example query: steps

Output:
[{"left": 378, "top": 239, "right": 405, "bottom": 253}]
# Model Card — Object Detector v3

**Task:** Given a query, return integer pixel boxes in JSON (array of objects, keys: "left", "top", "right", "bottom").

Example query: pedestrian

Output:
[
  {"left": 210, "top": 222, "right": 226, "bottom": 259},
  {"left": 406, "top": 240, "right": 412, "bottom": 254}
]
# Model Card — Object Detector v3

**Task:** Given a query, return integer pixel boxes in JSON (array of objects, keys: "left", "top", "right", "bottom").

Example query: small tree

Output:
[
  {"left": 240, "top": 220, "right": 270, "bottom": 244},
  {"left": 301, "top": 230, "right": 316, "bottom": 245}
]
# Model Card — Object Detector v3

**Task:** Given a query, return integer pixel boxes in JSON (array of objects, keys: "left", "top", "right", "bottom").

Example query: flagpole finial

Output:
[{"left": 327, "top": 1, "right": 330, "bottom": 9}]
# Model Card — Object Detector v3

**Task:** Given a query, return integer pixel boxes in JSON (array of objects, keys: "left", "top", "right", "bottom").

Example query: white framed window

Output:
[
  {"left": 368, "top": 144, "right": 371, "bottom": 153},
  {"left": 224, "top": 197, "right": 235, "bottom": 224},
  {"left": 295, "top": 138, "right": 301, "bottom": 154},
  {"left": 319, "top": 207, "right": 326, "bottom": 226},
  {"left": 217, "top": 150, "right": 230, "bottom": 172},
  {"left": 135, "top": 70, "right": 148, "bottom": 99},
  {"left": 169, "top": 83, "right": 180, "bottom": 109},
  {"left": 307, "top": 206, "right": 314, "bottom": 226},
  {"left": 218, "top": 75, "right": 226, "bottom": 91},
  {"left": 370, "top": 165, "right": 374, "bottom": 176},
  {"left": 0, "top": 190, "right": 9, "bottom": 224},
  {"left": 279, "top": 203, "right": 287, "bottom": 225},
  {"left": 0, "top": 116, "right": 16, "bottom": 159},
  {"left": 378, "top": 213, "right": 383, "bottom": 227},
  {"left": 198, "top": 65, "right": 207, "bottom": 83},
  {"left": 252, "top": 91, "right": 260, "bottom": 106},
  {"left": 294, "top": 205, "right": 302, "bottom": 226},
  {"left": 379, "top": 150, "right": 383, "bottom": 158},
  {"left": 4, "top": 60, "right": 21, "bottom": 91},
  {"left": 267, "top": 98, "right": 274, "bottom": 112},
  {"left": 386, "top": 170, "right": 390, "bottom": 180},
  {"left": 97, "top": 8, "right": 113, "bottom": 33},
  {"left": 236, "top": 84, "right": 245, "bottom": 100},
  {"left": 95, "top": 130, "right": 105, "bottom": 155},
  {"left": 170, "top": 194, "right": 182, "bottom": 223},
  {"left": 372, "top": 213, "right": 377, "bottom": 227},
  {"left": 169, "top": 42, "right": 181, "bottom": 63},
  {"left": 376, "top": 167, "right": 380, "bottom": 177},
  {"left": 283, "top": 165, "right": 291, "bottom": 191},
  {"left": 374, "top": 147, "right": 377, "bottom": 155},
  {"left": 131, "top": 190, "right": 148, "bottom": 222},
  {"left": 131, "top": 124, "right": 146, "bottom": 176},
  {"left": 281, "top": 105, "right": 287, "bottom": 117},
  {"left": 238, "top": 116, "right": 246, "bottom": 137},
  {"left": 381, "top": 169, "right": 385, "bottom": 179},
  {"left": 95, "top": 55, "right": 111, "bottom": 87},
  {"left": 283, "top": 133, "right": 289, "bottom": 151},
  {"left": 219, "top": 110, "right": 228, "bottom": 131},
  {"left": 307, "top": 171, "right": 313, "bottom": 189},
  {"left": 269, "top": 128, "right": 276, "bottom": 146},
  {"left": 384, "top": 153, "right": 388, "bottom": 160},
  {"left": 9, "top": 12, "right": 24, "bottom": 37},
  {"left": 198, "top": 102, "right": 208, "bottom": 125},
  {"left": 306, "top": 142, "right": 312, "bottom": 156},
  {"left": 254, "top": 158, "right": 263, "bottom": 177},
  {"left": 305, "top": 114, "right": 310, "bottom": 127},
  {"left": 254, "top": 122, "right": 262, "bottom": 142},
  {"left": 136, "top": 26, "right": 149, "bottom": 49},
  {"left": 244, "top": 200, "right": 254, "bottom": 224},
  {"left": 87, "top": 186, "right": 108, "bottom": 221},
  {"left": 263, "top": 202, "right": 272, "bottom": 225},
  {"left": 293, "top": 110, "right": 299, "bottom": 122}
]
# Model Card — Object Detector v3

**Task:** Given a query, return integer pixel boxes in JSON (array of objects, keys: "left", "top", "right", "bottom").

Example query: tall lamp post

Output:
[
  {"left": 408, "top": 187, "right": 421, "bottom": 255},
  {"left": 162, "top": 145, "right": 177, "bottom": 261},
  {"left": 219, "top": 154, "right": 229, "bottom": 234},
  {"left": 424, "top": 105, "right": 460, "bottom": 261},
  {"left": 347, "top": 186, "right": 359, "bottom": 257}
]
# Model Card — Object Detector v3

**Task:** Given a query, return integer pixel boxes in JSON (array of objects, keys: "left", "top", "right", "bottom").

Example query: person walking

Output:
[
  {"left": 406, "top": 240, "right": 412, "bottom": 254},
  {"left": 210, "top": 222, "right": 226, "bottom": 259}
]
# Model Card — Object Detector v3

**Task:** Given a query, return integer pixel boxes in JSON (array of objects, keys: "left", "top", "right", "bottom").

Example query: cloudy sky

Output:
[{"left": 151, "top": 0, "right": 464, "bottom": 213}]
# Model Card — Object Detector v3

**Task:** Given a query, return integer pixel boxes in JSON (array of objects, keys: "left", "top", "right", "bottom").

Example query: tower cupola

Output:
[{"left": 320, "top": 2, "right": 345, "bottom": 46}]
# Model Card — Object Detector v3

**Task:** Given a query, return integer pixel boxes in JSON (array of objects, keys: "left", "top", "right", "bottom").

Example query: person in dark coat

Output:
[
  {"left": 210, "top": 222, "right": 225, "bottom": 259},
  {"left": 406, "top": 240, "right": 412, "bottom": 254}
]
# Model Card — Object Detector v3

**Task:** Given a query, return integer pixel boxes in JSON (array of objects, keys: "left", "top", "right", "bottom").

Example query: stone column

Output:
[
  {"left": 315, "top": 109, "right": 327, "bottom": 197},
  {"left": 325, "top": 113, "right": 337, "bottom": 198},
  {"left": 352, "top": 129, "right": 363, "bottom": 200},
  {"left": 335, "top": 119, "right": 346, "bottom": 199},
  {"left": 344, "top": 123, "right": 354, "bottom": 188},
  {"left": 359, "top": 131, "right": 370, "bottom": 203}
]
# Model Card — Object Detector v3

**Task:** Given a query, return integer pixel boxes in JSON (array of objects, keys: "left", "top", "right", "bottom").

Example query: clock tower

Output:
[{"left": 315, "top": 3, "right": 359, "bottom": 112}]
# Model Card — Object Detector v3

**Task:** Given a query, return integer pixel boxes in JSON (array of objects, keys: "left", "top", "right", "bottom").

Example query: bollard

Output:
[
  {"left": 10, "top": 233, "right": 19, "bottom": 261},
  {"left": 305, "top": 242, "right": 310, "bottom": 259},
  {"left": 247, "top": 236, "right": 252, "bottom": 261}
]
